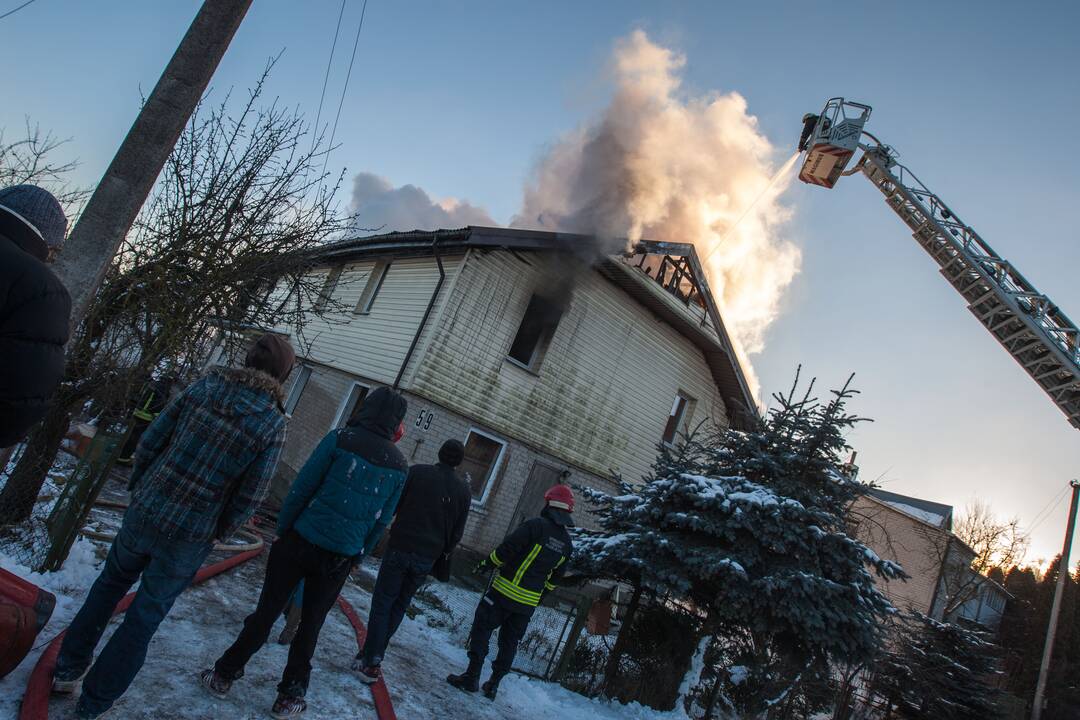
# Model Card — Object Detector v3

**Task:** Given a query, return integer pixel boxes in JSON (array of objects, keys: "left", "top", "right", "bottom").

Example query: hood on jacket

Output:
[
  {"left": 205, "top": 366, "right": 286, "bottom": 416},
  {"left": 348, "top": 386, "right": 407, "bottom": 439},
  {"left": 541, "top": 505, "right": 574, "bottom": 528}
]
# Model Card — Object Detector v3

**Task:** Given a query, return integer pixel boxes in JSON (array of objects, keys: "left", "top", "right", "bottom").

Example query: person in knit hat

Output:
[
  {"left": 0, "top": 184, "right": 71, "bottom": 448},
  {"left": 52, "top": 333, "right": 294, "bottom": 719},
  {"left": 352, "top": 438, "right": 472, "bottom": 685}
]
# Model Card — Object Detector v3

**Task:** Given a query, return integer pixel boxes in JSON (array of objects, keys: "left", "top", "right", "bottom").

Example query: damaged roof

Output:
[{"left": 312, "top": 225, "right": 758, "bottom": 428}]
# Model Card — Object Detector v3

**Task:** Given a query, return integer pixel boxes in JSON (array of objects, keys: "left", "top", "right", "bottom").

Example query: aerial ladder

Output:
[{"left": 798, "top": 98, "right": 1080, "bottom": 430}]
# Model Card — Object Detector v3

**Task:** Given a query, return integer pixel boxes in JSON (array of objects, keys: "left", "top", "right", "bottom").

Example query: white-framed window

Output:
[
  {"left": 284, "top": 365, "right": 313, "bottom": 416},
  {"left": 662, "top": 391, "right": 694, "bottom": 446},
  {"left": 332, "top": 381, "right": 372, "bottom": 429},
  {"left": 460, "top": 428, "right": 508, "bottom": 504},
  {"left": 315, "top": 265, "right": 344, "bottom": 311},
  {"left": 506, "top": 293, "right": 563, "bottom": 371},
  {"left": 355, "top": 261, "right": 391, "bottom": 314}
]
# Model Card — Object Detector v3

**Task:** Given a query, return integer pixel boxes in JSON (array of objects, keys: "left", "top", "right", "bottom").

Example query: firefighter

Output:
[
  {"left": 798, "top": 112, "right": 820, "bottom": 152},
  {"left": 446, "top": 484, "right": 575, "bottom": 700},
  {"left": 116, "top": 375, "right": 178, "bottom": 465}
]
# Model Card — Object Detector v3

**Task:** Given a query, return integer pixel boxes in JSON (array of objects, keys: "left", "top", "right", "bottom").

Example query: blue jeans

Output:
[
  {"left": 361, "top": 549, "right": 433, "bottom": 666},
  {"left": 56, "top": 508, "right": 213, "bottom": 716}
]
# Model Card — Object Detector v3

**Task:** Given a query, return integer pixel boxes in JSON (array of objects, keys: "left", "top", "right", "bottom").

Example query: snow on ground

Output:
[{"left": 2, "top": 533, "right": 682, "bottom": 720}]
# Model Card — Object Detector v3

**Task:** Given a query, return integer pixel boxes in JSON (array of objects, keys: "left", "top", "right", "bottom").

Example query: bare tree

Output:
[
  {"left": 0, "top": 62, "right": 350, "bottom": 531},
  {"left": 0, "top": 119, "right": 89, "bottom": 215},
  {"left": 954, "top": 500, "right": 1029, "bottom": 574}
]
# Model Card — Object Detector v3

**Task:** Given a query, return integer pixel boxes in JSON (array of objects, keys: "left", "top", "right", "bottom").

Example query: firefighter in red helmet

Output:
[{"left": 447, "top": 484, "right": 575, "bottom": 700}]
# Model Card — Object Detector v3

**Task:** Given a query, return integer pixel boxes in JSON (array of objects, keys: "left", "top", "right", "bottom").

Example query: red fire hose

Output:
[
  {"left": 19, "top": 546, "right": 262, "bottom": 720},
  {"left": 336, "top": 596, "right": 397, "bottom": 720}
]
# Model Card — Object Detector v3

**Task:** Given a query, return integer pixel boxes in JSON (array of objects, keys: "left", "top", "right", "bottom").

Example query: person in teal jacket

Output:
[{"left": 202, "top": 386, "right": 408, "bottom": 719}]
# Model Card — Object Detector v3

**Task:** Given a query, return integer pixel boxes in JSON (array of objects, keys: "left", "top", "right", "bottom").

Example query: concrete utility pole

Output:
[
  {"left": 1031, "top": 479, "right": 1080, "bottom": 720},
  {"left": 52, "top": 0, "right": 254, "bottom": 326}
]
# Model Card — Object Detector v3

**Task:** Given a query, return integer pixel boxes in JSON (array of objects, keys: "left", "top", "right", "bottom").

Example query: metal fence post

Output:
[
  {"left": 551, "top": 595, "right": 593, "bottom": 683},
  {"left": 41, "top": 432, "right": 125, "bottom": 571}
]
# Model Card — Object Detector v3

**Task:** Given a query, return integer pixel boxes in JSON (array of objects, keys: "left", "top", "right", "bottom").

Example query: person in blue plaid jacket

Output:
[{"left": 51, "top": 333, "right": 295, "bottom": 720}]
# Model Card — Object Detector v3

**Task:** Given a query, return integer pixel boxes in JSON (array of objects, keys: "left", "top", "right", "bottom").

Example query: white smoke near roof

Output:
[
  {"left": 512, "top": 30, "right": 801, "bottom": 398},
  {"left": 348, "top": 172, "right": 496, "bottom": 233}
]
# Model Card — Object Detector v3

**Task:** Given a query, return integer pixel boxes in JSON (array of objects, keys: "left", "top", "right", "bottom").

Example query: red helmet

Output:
[{"left": 544, "top": 484, "right": 574, "bottom": 512}]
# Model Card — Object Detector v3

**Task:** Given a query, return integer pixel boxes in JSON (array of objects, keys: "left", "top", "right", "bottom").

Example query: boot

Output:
[
  {"left": 481, "top": 671, "right": 506, "bottom": 700},
  {"left": 446, "top": 656, "right": 483, "bottom": 693}
]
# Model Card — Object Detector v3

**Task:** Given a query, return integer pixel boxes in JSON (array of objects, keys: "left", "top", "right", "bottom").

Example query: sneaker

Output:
[
  {"left": 270, "top": 694, "right": 307, "bottom": 719},
  {"left": 355, "top": 664, "right": 381, "bottom": 685},
  {"left": 51, "top": 666, "right": 88, "bottom": 695},
  {"left": 199, "top": 668, "right": 233, "bottom": 699}
]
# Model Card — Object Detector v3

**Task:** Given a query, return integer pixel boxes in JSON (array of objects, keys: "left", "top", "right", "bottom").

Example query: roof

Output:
[
  {"left": 867, "top": 488, "right": 954, "bottom": 530},
  {"left": 312, "top": 225, "right": 758, "bottom": 428}
]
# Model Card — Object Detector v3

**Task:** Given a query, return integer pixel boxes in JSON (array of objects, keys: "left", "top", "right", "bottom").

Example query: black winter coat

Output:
[
  {"left": 386, "top": 462, "right": 471, "bottom": 561},
  {"left": 0, "top": 233, "right": 70, "bottom": 447}
]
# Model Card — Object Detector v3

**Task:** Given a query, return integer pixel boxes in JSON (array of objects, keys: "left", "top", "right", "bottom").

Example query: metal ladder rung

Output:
[
  {"left": 1046, "top": 378, "right": 1080, "bottom": 394},
  {"left": 1001, "top": 326, "right": 1034, "bottom": 345}
]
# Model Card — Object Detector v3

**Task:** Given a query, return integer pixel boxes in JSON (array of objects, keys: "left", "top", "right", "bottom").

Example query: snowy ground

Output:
[{"left": 1, "top": 527, "right": 682, "bottom": 720}]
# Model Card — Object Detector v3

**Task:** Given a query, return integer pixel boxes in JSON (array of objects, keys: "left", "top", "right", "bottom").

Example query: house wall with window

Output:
[{"left": 410, "top": 249, "right": 728, "bottom": 488}]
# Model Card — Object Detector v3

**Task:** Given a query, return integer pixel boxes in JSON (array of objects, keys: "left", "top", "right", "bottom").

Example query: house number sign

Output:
[{"left": 414, "top": 409, "right": 435, "bottom": 431}]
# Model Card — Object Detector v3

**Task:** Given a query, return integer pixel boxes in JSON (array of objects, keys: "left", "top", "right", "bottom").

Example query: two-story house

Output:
[{"left": 263, "top": 226, "right": 756, "bottom": 552}]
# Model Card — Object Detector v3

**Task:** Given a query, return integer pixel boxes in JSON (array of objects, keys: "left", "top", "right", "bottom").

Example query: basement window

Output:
[
  {"left": 507, "top": 293, "right": 563, "bottom": 371},
  {"left": 314, "top": 266, "right": 343, "bottom": 311},
  {"left": 333, "top": 381, "right": 371, "bottom": 429},
  {"left": 283, "top": 365, "right": 312, "bottom": 416},
  {"left": 461, "top": 429, "right": 507, "bottom": 503},
  {"left": 662, "top": 392, "right": 694, "bottom": 446},
  {"left": 355, "top": 261, "right": 391, "bottom": 314}
]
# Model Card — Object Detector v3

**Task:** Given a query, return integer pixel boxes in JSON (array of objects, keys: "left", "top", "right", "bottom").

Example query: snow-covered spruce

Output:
[{"left": 572, "top": 372, "right": 906, "bottom": 717}]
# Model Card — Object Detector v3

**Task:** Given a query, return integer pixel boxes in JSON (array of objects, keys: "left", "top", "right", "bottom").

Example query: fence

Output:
[
  {"left": 0, "top": 431, "right": 126, "bottom": 571},
  {"left": 411, "top": 571, "right": 592, "bottom": 681}
]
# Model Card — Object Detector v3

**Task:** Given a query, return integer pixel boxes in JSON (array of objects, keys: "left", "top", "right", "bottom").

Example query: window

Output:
[
  {"left": 333, "top": 382, "right": 371, "bottom": 429},
  {"left": 284, "top": 365, "right": 312, "bottom": 416},
  {"left": 355, "top": 261, "right": 391, "bottom": 314},
  {"left": 662, "top": 392, "right": 693, "bottom": 445},
  {"left": 507, "top": 293, "right": 563, "bottom": 370},
  {"left": 460, "top": 429, "right": 507, "bottom": 503},
  {"left": 314, "top": 266, "right": 343, "bottom": 311}
]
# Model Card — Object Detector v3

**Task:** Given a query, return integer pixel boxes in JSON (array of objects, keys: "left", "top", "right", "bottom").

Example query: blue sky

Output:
[{"left": 4, "top": 0, "right": 1079, "bottom": 562}]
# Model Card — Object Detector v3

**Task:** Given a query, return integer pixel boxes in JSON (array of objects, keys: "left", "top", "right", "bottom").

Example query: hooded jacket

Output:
[
  {"left": 277, "top": 386, "right": 408, "bottom": 559},
  {"left": 127, "top": 367, "right": 287, "bottom": 543},
  {"left": 0, "top": 231, "right": 71, "bottom": 447}
]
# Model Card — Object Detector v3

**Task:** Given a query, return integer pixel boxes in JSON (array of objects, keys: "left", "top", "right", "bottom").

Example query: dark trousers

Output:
[
  {"left": 215, "top": 531, "right": 351, "bottom": 697},
  {"left": 360, "top": 549, "right": 433, "bottom": 667},
  {"left": 467, "top": 591, "right": 532, "bottom": 675},
  {"left": 56, "top": 509, "right": 213, "bottom": 716}
]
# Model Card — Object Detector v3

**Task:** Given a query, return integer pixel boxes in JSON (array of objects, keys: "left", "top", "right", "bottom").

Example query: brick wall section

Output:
[{"left": 273, "top": 362, "right": 614, "bottom": 553}]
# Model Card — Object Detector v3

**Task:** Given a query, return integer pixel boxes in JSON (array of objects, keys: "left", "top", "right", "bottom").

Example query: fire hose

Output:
[
  {"left": 18, "top": 546, "right": 263, "bottom": 720},
  {"left": 336, "top": 596, "right": 398, "bottom": 720}
]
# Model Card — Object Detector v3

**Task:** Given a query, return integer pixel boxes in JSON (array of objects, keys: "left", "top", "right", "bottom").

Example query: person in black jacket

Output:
[
  {"left": 0, "top": 185, "right": 71, "bottom": 449},
  {"left": 447, "top": 484, "right": 574, "bottom": 700},
  {"left": 353, "top": 439, "right": 471, "bottom": 684}
]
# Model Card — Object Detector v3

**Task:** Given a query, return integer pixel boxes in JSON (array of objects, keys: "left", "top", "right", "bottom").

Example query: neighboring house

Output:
[
  {"left": 853, "top": 488, "right": 1009, "bottom": 632},
  {"left": 261, "top": 226, "right": 756, "bottom": 552}
]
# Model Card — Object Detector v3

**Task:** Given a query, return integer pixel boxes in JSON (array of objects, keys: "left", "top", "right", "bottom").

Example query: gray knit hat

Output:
[{"left": 0, "top": 185, "right": 68, "bottom": 260}]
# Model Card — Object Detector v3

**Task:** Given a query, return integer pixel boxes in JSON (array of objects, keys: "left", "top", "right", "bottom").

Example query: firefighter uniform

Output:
[{"left": 448, "top": 485, "right": 574, "bottom": 699}]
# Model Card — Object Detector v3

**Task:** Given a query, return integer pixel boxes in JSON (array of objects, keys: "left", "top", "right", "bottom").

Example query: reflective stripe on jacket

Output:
[{"left": 488, "top": 509, "right": 572, "bottom": 609}]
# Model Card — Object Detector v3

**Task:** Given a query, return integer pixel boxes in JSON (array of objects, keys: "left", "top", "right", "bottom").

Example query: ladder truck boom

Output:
[{"left": 799, "top": 98, "right": 1080, "bottom": 429}]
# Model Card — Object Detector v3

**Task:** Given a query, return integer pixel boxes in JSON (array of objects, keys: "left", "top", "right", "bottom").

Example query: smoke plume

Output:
[
  {"left": 348, "top": 172, "right": 496, "bottom": 233},
  {"left": 512, "top": 30, "right": 800, "bottom": 395}
]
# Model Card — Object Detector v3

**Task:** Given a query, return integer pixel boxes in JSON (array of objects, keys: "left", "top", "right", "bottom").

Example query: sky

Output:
[{"left": 3, "top": 0, "right": 1079, "bottom": 563}]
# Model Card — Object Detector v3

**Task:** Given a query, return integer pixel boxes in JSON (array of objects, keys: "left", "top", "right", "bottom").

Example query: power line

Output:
[
  {"left": 1028, "top": 485, "right": 1071, "bottom": 534},
  {"left": 311, "top": 0, "right": 347, "bottom": 155},
  {"left": 321, "top": 0, "right": 368, "bottom": 176},
  {"left": 0, "top": 0, "right": 36, "bottom": 21}
]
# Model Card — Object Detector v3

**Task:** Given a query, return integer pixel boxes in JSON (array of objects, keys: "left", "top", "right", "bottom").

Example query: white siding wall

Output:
[
  {"left": 411, "top": 249, "right": 727, "bottom": 485},
  {"left": 281, "top": 256, "right": 461, "bottom": 386}
]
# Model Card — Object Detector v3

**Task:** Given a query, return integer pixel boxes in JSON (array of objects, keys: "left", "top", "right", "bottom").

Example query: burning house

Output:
[{"left": 262, "top": 226, "right": 755, "bottom": 551}]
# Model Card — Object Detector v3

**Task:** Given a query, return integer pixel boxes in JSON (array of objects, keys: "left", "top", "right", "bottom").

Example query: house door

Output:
[{"left": 509, "top": 462, "right": 564, "bottom": 532}]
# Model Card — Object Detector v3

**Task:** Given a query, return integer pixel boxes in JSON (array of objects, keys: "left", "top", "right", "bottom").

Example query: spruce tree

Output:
[{"left": 573, "top": 371, "right": 904, "bottom": 715}]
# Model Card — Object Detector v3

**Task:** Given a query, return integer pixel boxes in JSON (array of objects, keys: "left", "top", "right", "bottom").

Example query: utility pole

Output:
[
  {"left": 1031, "top": 479, "right": 1080, "bottom": 720},
  {"left": 52, "top": 0, "right": 254, "bottom": 326}
]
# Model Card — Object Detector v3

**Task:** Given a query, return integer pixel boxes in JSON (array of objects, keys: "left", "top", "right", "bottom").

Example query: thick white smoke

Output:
[
  {"left": 348, "top": 172, "right": 496, "bottom": 233},
  {"left": 513, "top": 30, "right": 800, "bottom": 396}
]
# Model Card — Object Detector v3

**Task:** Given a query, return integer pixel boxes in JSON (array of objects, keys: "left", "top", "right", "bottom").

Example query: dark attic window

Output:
[{"left": 507, "top": 293, "right": 563, "bottom": 371}]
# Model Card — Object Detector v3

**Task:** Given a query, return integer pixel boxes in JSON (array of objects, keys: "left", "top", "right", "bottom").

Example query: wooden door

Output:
[{"left": 509, "top": 462, "right": 563, "bottom": 532}]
